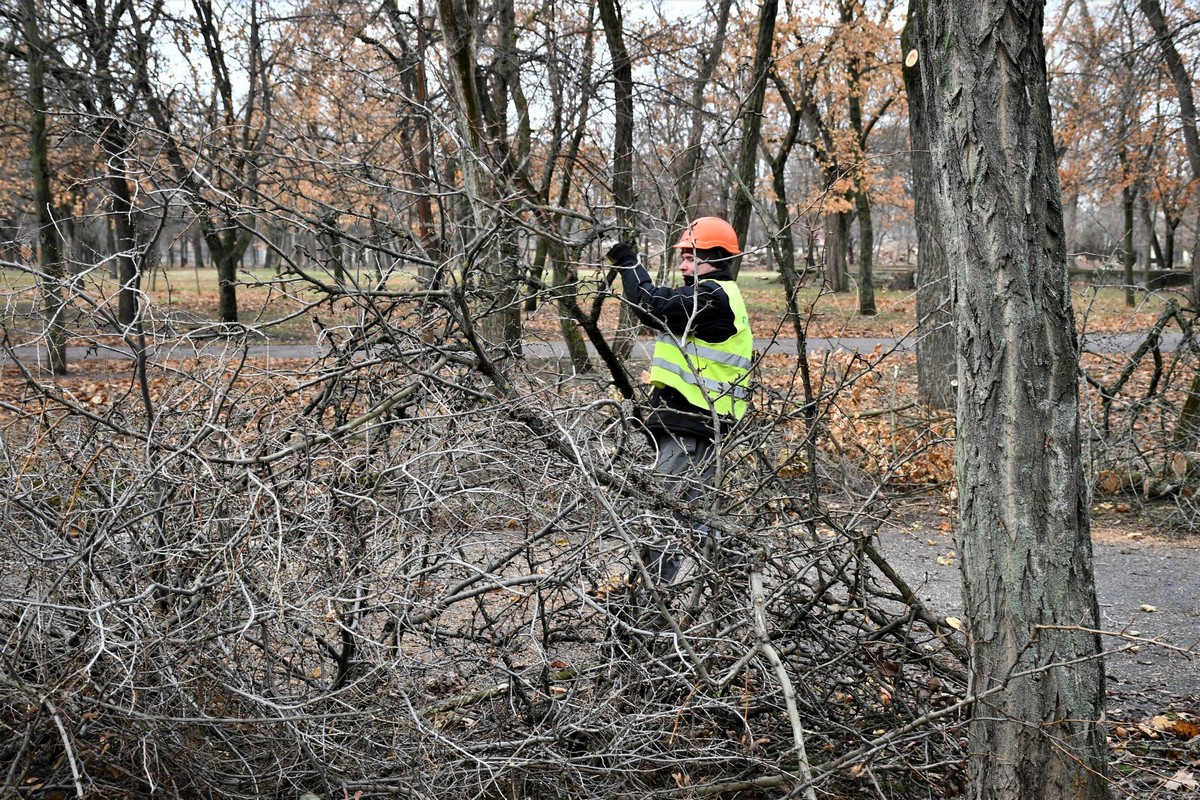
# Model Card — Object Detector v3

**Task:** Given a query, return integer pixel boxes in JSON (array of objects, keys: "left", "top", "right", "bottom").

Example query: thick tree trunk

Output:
[
  {"left": 321, "top": 211, "right": 346, "bottom": 285},
  {"left": 190, "top": 223, "right": 247, "bottom": 323},
  {"left": 845, "top": 25, "right": 876, "bottom": 316},
  {"left": 23, "top": 0, "right": 68, "bottom": 374},
  {"left": 489, "top": 0, "right": 523, "bottom": 356},
  {"left": 104, "top": 148, "right": 142, "bottom": 326},
  {"left": 552, "top": 257, "right": 590, "bottom": 372},
  {"left": 854, "top": 190, "right": 875, "bottom": 314},
  {"left": 437, "top": 0, "right": 520, "bottom": 356},
  {"left": 105, "top": 217, "right": 118, "bottom": 276},
  {"left": 64, "top": 0, "right": 150, "bottom": 329},
  {"left": 901, "top": 23, "right": 954, "bottom": 411},
  {"left": 1165, "top": 220, "right": 1176, "bottom": 269},
  {"left": 0, "top": 217, "right": 20, "bottom": 266},
  {"left": 112, "top": 191, "right": 140, "bottom": 325},
  {"left": 192, "top": 227, "right": 204, "bottom": 270},
  {"left": 263, "top": 222, "right": 280, "bottom": 274},
  {"left": 1141, "top": 196, "right": 1157, "bottom": 284},
  {"left": 215, "top": 248, "right": 240, "bottom": 324},
  {"left": 494, "top": 227, "right": 523, "bottom": 356},
  {"left": 824, "top": 211, "right": 850, "bottom": 292},
  {"left": 1122, "top": 180, "right": 1135, "bottom": 306},
  {"left": 909, "top": 2, "right": 1111, "bottom": 798}
]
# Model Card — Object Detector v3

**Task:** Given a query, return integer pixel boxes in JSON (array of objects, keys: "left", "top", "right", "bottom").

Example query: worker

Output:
[{"left": 605, "top": 216, "right": 754, "bottom": 589}]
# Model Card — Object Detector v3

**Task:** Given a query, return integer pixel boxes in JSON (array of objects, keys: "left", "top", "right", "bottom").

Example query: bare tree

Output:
[
  {"left": 129, "top": 0, "right": 273, "bottom": 324},
  {"left": 20, "top": 0, "right": 67, "bottom": 374},
  {"left": 728, "top": 0, "right": 777, "bottom": 278},
  {"left": 1139, "top": 0, "right": 1200, "bottom": 444},
  {"left": 1139, "top": 0, "right": 1200, "bottom": 306},
  {"left": 907, "top": 1, "right": 1111, "bottom": 797},
  {"left": 669, "top": 0, "right": 734, "bottom": 227},
  {"left": 840, "top": 0, "right": 898, "bottom": 315},
  {"left": 597, "top": 0, "right": 646, "bottom": 361},
  {"left": 68, "top": 0, "right": 161, "bottom": 328},
  {"left": 902, "top": 5, "right": 954, "bottom": 411},
  {"left": 437, "top": 0, "right": 526, "bottom": 355},
  {"left": 376, "top": 0, "right": 444, "bottom": 274}
]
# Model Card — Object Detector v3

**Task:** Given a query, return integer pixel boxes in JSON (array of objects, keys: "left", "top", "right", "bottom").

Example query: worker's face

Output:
[{"left": 678, "top": 250, "right": 714, "bottom": 279}]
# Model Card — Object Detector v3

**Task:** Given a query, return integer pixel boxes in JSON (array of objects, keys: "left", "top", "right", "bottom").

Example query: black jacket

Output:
[{"left": 621, "top": 263, "right": 739, "bottom": 440}]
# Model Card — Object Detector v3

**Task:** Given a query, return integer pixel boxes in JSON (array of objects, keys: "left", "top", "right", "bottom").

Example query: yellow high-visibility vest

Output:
[{"left": 649, "top": 279, "right": 753, "bottom": 420}]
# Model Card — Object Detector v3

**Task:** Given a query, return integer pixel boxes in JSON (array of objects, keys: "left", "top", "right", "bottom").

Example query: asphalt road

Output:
[{"left": 875, "top": 525, "right": 1200, "bottom": 699}]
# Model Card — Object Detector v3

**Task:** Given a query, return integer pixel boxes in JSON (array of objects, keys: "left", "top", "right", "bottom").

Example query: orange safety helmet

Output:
[{"left": 672, "top": 216, "right": 742, "bottom": 255}]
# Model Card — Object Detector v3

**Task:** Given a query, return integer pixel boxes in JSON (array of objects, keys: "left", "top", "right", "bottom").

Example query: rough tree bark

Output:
[
  {"left": 844, "top": 0, "right": 874, "bottom": 314},
  {"left": 908, "top": 2, "right": 1111, "bottom": 798},
  {"left": 22, "top": 0, "right": 68, "bottom": 374},
  {"left": 901, "top": 14, "right": 954, "bottom": 412},
  {"left": 729, "top": 0, "right": 777, "bottom": 278},
  {"left": 437, "top": 0, "right": 522, "bottom": 355},
  {"left": 76, "top": 0, "right": 147, "bottom": 327},
  {"left": 487, "top": 0, "right": 525, "bottom": 353},
  {"left": 852, "top": 189, "right": 875, "bottom": 313},
  {"left": 1121, "top": 176, "right": 1135, "bottom": 306},
  {"left": 824, "top": 210, "right": 850, "bottom": 292}
]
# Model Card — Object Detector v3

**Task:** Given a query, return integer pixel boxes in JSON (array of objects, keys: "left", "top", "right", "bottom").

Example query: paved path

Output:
[{"left": 876, "top": 526, "right": 1200, "bottom": 698}]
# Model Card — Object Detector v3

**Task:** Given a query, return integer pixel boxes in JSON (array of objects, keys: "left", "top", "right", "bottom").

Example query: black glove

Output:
[{"left": 605, "top": 240, "right": 639, "bottom": 268}]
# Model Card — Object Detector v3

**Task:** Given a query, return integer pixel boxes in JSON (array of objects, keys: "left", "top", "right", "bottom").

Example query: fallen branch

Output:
[{"left": 749, "top": 568, "right": 816, "bottom": 800}]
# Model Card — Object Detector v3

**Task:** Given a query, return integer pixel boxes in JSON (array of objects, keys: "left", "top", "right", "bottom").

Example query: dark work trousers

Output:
[{"left": 640, "top": 431, "right": 717, "bottom": 587}]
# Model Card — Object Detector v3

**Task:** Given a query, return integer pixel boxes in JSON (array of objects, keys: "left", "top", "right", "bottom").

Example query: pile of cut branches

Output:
[{"left": 0, "top": 279, "right": 974, "bottom": 799}]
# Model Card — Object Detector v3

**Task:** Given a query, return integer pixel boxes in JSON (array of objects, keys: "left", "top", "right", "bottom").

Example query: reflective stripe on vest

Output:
[
  {"left": 650, "top": 355, "right": 751, "bottom": 399},
  {"left": 648, "top": 279, "right": 753, "bottom": 420}
]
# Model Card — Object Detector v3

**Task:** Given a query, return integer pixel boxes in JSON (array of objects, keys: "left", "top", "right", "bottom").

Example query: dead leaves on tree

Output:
[{"left": 761, "top": 350, "right": 955, "bottom": 489}]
